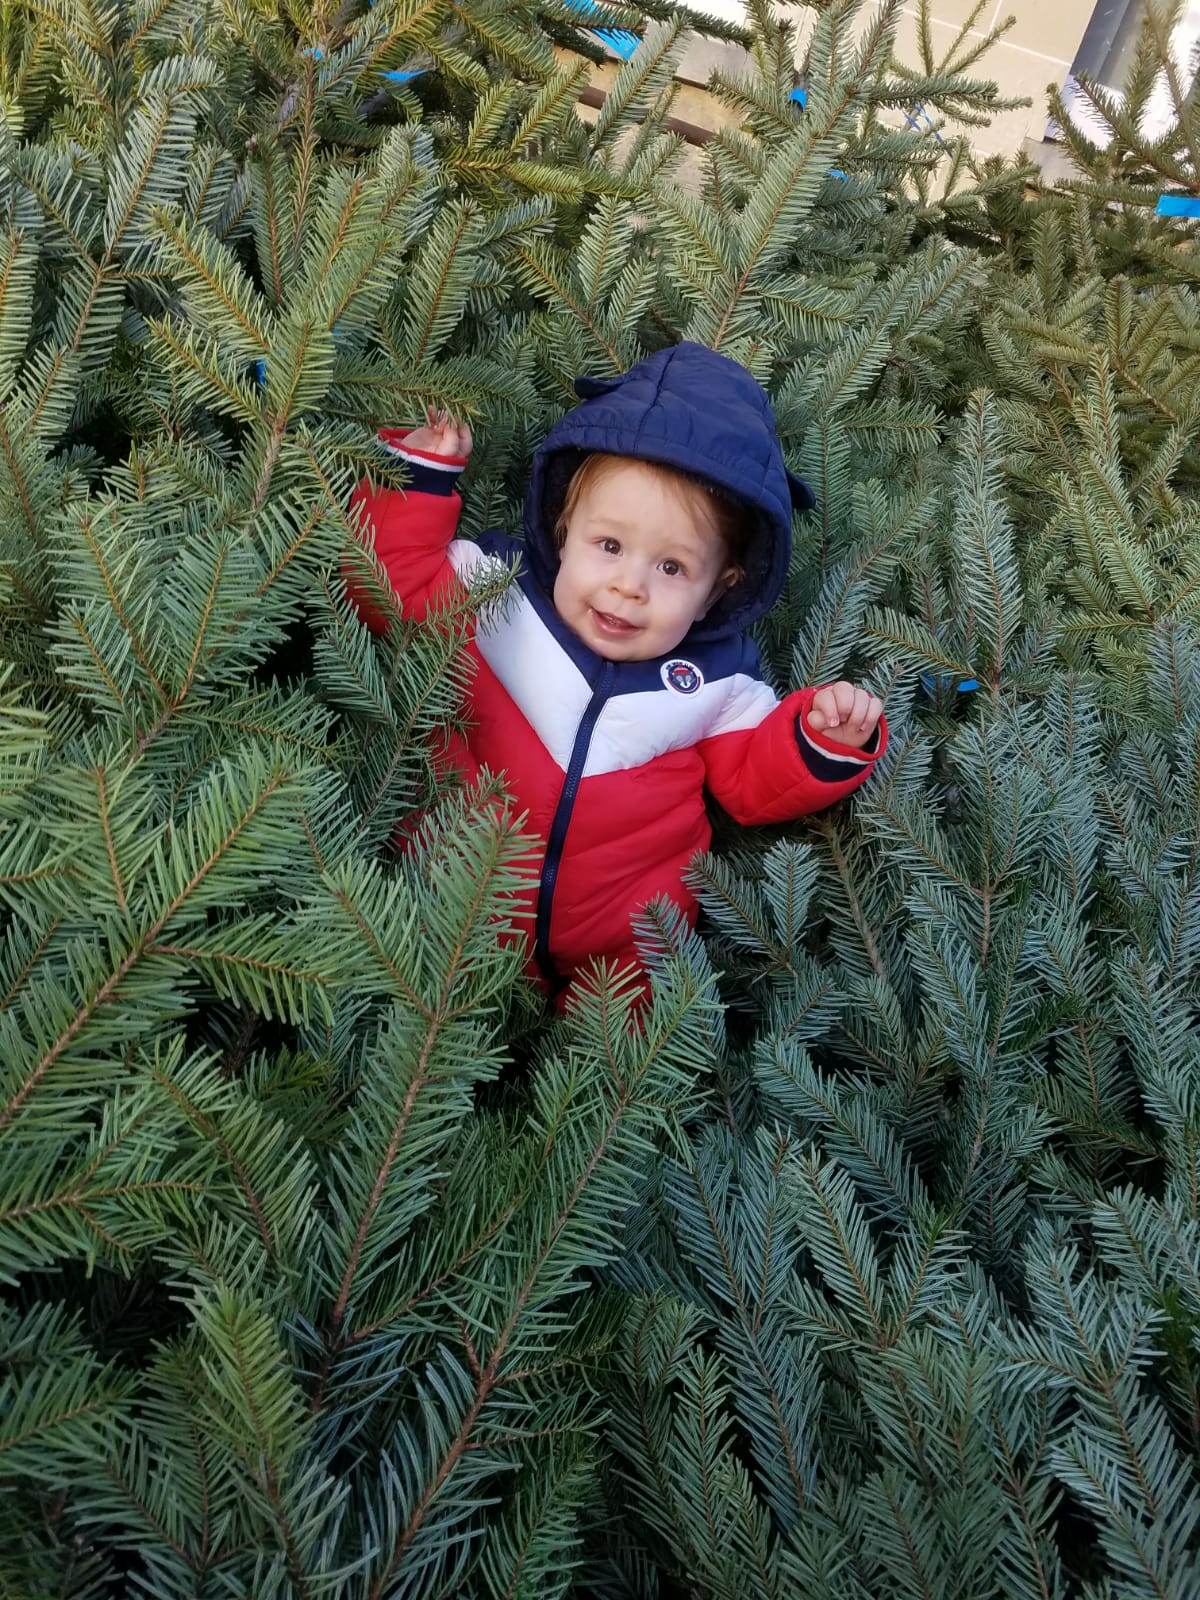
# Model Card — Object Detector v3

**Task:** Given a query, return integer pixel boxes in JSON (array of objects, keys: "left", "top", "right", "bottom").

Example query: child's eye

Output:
[
  {"left": 660, "top": 559, "right": 683, "bottom": 577},
  {"left": 600, "top": 537, "right": 621, "bottom": 555}
]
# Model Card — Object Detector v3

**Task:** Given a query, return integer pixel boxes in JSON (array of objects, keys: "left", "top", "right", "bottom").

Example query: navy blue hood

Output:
[{"left": 522, "top": 342, "right": 815, "bottom": 644}]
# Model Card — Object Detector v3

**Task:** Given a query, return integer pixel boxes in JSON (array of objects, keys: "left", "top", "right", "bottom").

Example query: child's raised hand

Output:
[
  {"left": 402, "top": 406, "right": 473, "bottom": 460},
  {"left": 808, "top": 681, "right": 884, "bottom": 748}
]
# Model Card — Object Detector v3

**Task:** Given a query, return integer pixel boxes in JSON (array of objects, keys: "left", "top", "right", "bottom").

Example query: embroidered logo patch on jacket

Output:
[{"left": 662, "top": 659, "right": 704, "bottom": 695}]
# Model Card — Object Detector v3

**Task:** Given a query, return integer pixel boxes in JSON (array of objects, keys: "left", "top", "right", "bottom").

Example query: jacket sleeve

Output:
[
  {"left": 347, "top": 429, "right": 470, "bottom": 631},
  {"left": 698, "top": 683, "right": 888, "bottom": 826}
]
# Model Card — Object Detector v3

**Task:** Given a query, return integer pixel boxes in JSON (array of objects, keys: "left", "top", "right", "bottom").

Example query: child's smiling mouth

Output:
[{"left": 590, "top": 607, "right": 641, "bottom": 636}]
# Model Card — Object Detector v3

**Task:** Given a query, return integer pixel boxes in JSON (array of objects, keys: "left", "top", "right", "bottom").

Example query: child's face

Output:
[{"left": 552, "top": 460, "right": 735, "bottom": 662}]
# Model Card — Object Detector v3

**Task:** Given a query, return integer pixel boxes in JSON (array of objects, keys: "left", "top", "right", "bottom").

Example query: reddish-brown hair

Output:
[{"left": 554, "top": 453, "right": 750, "bottom": 583}]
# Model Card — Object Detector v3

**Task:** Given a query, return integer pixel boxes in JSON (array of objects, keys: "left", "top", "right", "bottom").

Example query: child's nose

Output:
[{"left": 611, "top": 561, "right": 648, "bottom": 600}]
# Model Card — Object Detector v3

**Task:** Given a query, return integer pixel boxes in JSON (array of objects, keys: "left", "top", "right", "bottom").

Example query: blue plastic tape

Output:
[
  {"left": 1156, "top": 194, "right": 1200, "bottom": 217},
  {"left": 596, "top": 28, "right": 639, "bottom": 57},
  {"left": 792, "top": 90, "right": 848, "bottom": 182},
  {"left": 303, "top": 27, "right": 424, "bottom": 83},
  {"left": 903, "top": 101, "right": 948, "bottom": 148},
  {"left": 920, "top": 673, "right": 981, "bottom": 694},
  {"left": 565, "top": 0, "right": 640, "bottom": 58}
]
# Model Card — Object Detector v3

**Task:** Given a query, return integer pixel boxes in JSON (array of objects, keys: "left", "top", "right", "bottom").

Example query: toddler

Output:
[{"left": 350, "top": 342, "right": 886, "bottom": 994}]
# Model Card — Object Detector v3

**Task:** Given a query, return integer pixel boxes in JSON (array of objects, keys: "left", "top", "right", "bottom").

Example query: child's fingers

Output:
[
  {"left": 438, "top": 418, "right": 471, "bottom": 458},
  {"left": 808, "top": 688, "right": 834, "bottom": 729},
  {"left": 811, "top": 681, "right": 853, "bottom": 728},
  {"left": 834, "top": 681, "right": 862, "bottom": 725},
  {"left": 407, "top": 419, "right": 458, "bottom": 458},
  {"left": 810, "top": 683, "right": 885, "bottom": 746},
  {"left": 847, "top": 686, "right": 872, "bottom": 732},
  {"left": 404, "top": 405, "right": 475, "bottom": 459}
]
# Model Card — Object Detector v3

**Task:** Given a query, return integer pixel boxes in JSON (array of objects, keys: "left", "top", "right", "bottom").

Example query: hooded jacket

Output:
[{"left": 350, "top": 343, "right": 887, "bottom": 986}]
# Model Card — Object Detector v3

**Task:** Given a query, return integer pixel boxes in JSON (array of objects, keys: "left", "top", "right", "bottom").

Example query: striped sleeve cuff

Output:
[
  {"left": 378, "top": 428, "right": 467, "bottom": 497},
  {"left": 794, "top": 713, "right": 879, "bottom": 783}
]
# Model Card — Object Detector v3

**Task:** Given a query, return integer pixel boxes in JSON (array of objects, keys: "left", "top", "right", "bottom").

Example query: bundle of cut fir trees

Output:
[{"left": 2, "top": 0, "right": 1199, "bottom": 1594}]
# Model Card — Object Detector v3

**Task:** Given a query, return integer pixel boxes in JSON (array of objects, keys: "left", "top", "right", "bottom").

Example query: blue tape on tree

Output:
[
  {"left": 252, "top": 322, "right": 340, "bottom": 388},
  {"left": 1156, "top": 193, "right": 1200, "bottom": 217},
  {"left": 903, "top": 101, "right": 948, "bottom": 148},
  {"left": 596, "top": 29, "right": 639, "bottom": 57},
  {"left": 302, "top": 24, "right": 424, "bottom": 83},
  {"left": 565, "top": 0, "right": 640, "bottom": 58},
  {"left": 920, "top": 673, "right": 981, "bottom": 694},
  {"left": 359, "top": 1, "right": 430, "bottom": 84},
  {"left": 791, "top": 90, "right": 847, "bottom": 182}
]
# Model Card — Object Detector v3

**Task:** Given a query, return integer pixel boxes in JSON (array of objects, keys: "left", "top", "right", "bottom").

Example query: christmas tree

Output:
[{"left": 2, "top": 0, "right": 1199, "bottom": 1595}]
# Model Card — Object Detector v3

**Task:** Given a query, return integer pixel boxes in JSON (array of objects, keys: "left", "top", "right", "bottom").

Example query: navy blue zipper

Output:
[{"left": 534, "top": 660, "right": 615, "bottom": 978}]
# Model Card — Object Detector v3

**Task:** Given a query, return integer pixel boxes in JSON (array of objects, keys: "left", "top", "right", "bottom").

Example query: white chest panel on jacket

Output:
[{"left": 449, "top": 539, "right": 779, "bottom": 778}]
